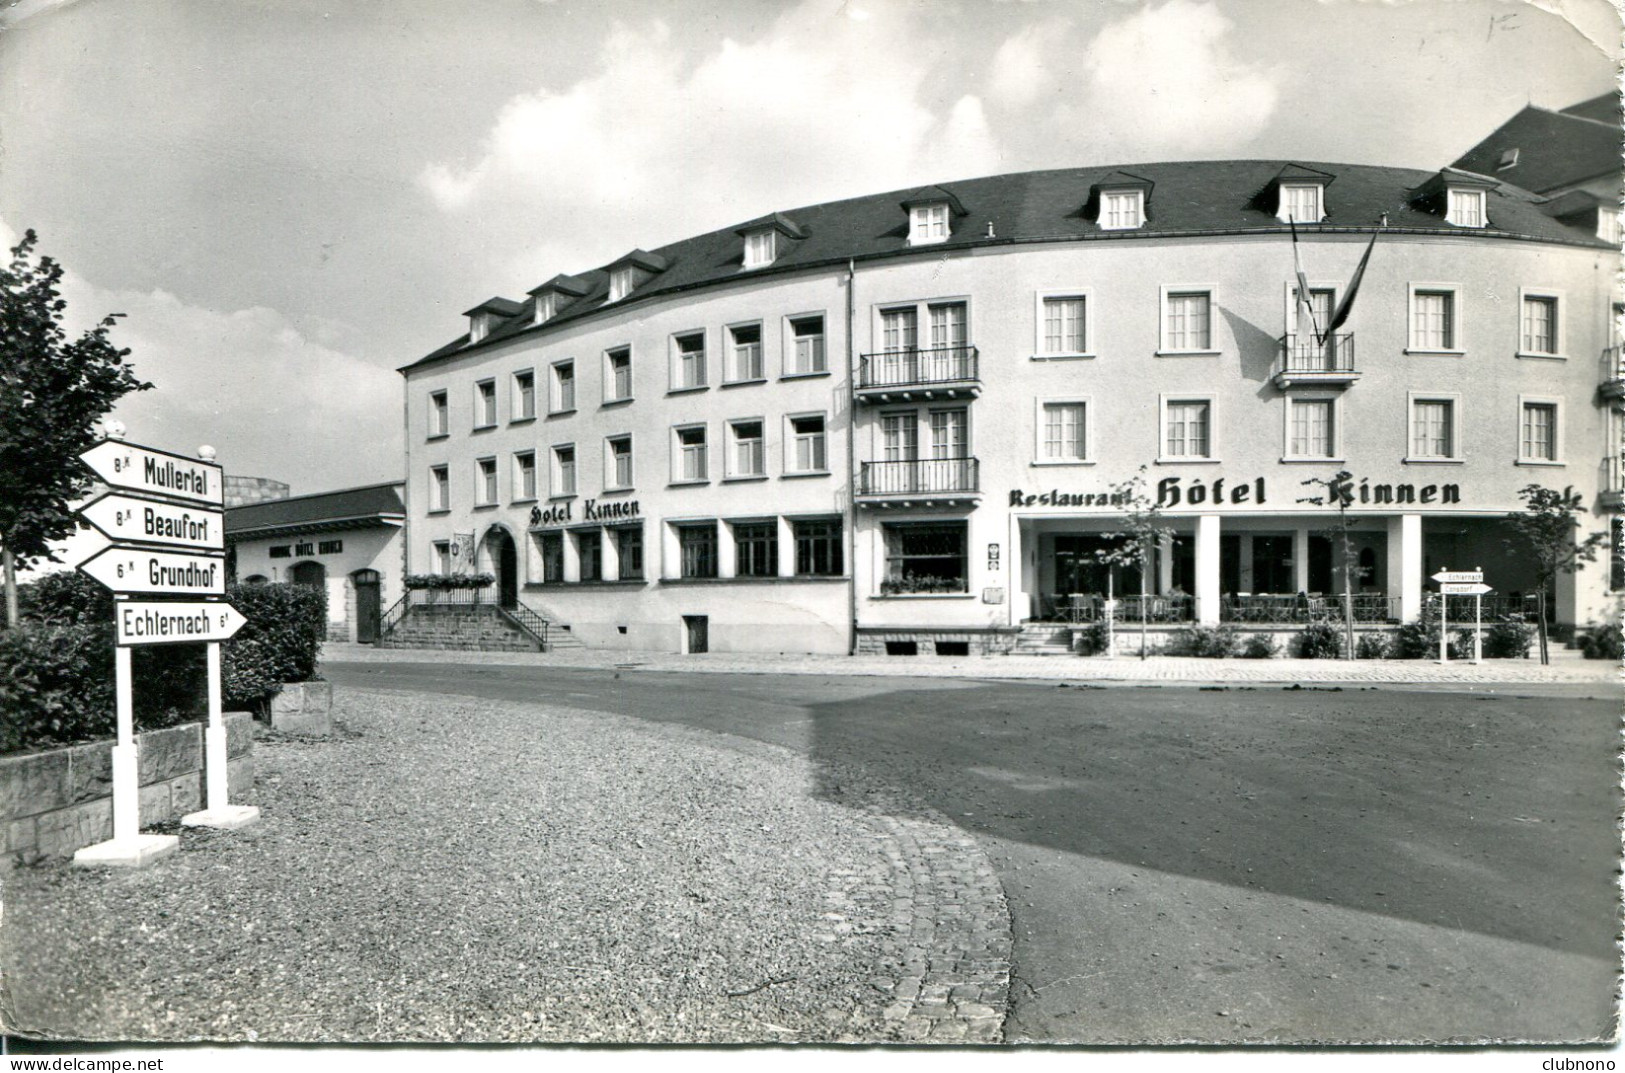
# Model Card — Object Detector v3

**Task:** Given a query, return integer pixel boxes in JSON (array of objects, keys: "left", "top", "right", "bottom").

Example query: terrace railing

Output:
[
  {"left": 857, "top": 346, "right": 979, "bottom": 391},
  {"left": 859, "top": 457, "right": 979, "bottom": 497}
]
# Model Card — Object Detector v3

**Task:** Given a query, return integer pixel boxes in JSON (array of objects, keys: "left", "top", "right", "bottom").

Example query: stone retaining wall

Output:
[{"left": 1, "top": 714, "right": 254, "bottom": 865}]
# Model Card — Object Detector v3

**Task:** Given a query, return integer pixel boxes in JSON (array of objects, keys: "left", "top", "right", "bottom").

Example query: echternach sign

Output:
[
  {"left": 530, "top": 498, "right": 642, "bottom": 528},
  {"left": 1010, "top": 475, "right": 1464, "bottom": 510}
]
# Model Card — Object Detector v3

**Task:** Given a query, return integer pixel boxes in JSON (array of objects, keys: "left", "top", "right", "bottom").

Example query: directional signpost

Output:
[
  {"left": 72, "top": 431, "right": 257, "bottom": 870},
  {"left": 1432, "top": 568, "right": 1491, "bottom": 664}
]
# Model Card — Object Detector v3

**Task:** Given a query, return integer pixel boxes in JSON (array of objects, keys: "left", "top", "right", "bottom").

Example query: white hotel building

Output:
[{"left": 398, "top": 158, "right": 1621, "bottom": 655}]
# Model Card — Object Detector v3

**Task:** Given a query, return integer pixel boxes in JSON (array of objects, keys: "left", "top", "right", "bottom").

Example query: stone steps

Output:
[{"left": 380, "top": 606, "right": 542, "bottom": 653}]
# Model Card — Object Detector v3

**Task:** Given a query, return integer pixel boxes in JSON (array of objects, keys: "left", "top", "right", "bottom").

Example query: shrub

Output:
[
  {"left": 404, "top": 572, "right": 495, "bottom": 591},
  {"left": 1239, "top": 633, "right": 1279, "bottom": 659},
  {"left": 1482, "top": 617, "right": 1535, "bottom": 659},
  {"left": 1165, "top": 624, "right": 1239, "bottom": 658},
  {"left": 224, "top": 582, "right": 327, "bottom": 709},
  {"left": 1293, "top": 622, "right": 1345, "bottom": 659},
  {"left": 1578, "top": 624, "right": 1624, "bottom": 661},
  {"left": 1389, "top": 618, "right": 1437, "bottom": 660},
  {"left": 1355, "top": 633, "right": 1390, "bottom": 660},
  {"left": 0, "top": 622, "right": 115, "bottom": 753},
  {"left": 1075, "top": 621, "right": 1110, "bottom": 656}
]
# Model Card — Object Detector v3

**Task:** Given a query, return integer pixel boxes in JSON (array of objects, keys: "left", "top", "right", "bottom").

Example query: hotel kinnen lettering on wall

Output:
[{"left": 1009, "top": 475, "right": 1466, "bottom": 511}]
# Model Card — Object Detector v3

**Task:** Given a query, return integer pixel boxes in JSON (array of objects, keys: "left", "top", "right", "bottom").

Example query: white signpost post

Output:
[
  {"left": 1432, "top": 568, "right": 1491, "bottom": 665},
  {"left": 72, "top": 432, "right": 258, "bottom": 869}
]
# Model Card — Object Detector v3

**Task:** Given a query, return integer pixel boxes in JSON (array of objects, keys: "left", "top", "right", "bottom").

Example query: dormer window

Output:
[
  {"left": 603, "top": 250, "right": 669, "bottom": 304},
  {"left": 534, "top": 292, "right": 556, "bottom": 324},
  {"left": 743, "top": 229, "right": 775, "bottom": 269},
  {"left": 462, "top": 297, "right": 520, "bottom": 346},
  {"left": 1101, "top": 190, "right": 1145, "bottom": 230},
  {"left": 1497, "top": 148, "right": 1519, "bottom": 171},
  {"left": 909, "top": 203, "right": 950, "bottom": 245},
  {"left": 469, "top": 314, "right": 491, "bottom": 343},
  {"left": 1446, "top": 188, "right": 1486, "bottom": 228},
  {"left": 1277, "top": 183, "right": 1324, "bottom": 224},
  {"left": 609, "top": 266, "right": 635, "bottom": 302}
]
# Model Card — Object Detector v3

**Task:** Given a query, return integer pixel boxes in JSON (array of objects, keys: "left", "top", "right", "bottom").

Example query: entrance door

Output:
[
  {"left": 1308, "top": 536, "right": 1334, "bottom": 594},
  {"left": 684, "top": 615, "right": 708, "bottom": 654},
  {"left": 353, "top": 569, "right": 381, "bottom": 644},
  {"left": 1252, "top": 536, "right": 1294, "bottom": 593},
  {"left": 495, "top": 531, "right": 518, "bottom": 609}
]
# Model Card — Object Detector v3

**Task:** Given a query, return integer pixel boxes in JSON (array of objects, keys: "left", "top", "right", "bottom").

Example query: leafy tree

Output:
[
  {"left": 1094, "top": 468, "right": 1178, "bottom": 660},
  {"left": 1502, "top": 484, "right": 1607, "bottom": 664},
  {"left": 0, "top": 230, "right": 150, "bottom": 627},
  {"left": 1298, "top": 471, "right": 1364, "bottom": 660}
]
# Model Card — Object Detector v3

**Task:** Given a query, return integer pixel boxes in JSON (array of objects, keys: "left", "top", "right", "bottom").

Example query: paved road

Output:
[{"left": 325, "top": 661, "right": 1620, "bottom": 1043}]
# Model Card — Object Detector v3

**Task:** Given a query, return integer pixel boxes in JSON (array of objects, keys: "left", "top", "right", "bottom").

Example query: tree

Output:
[
  {"left": 0, "top": 230, "right": 150, "bottom": 628},
  {"left": 1298, "top": 471, "right": 1363, "bottom": 660},
  {"left": 1502, "top": 484, "right": 1607, "bottom": 664},
  {"left": 1094, "top": 468, "right": 1178, "bottom": 660}
]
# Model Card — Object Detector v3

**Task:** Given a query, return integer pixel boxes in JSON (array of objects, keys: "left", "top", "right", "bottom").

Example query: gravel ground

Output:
[{"left": 2, "top": 689, "right": 914, "bottom": 1043}]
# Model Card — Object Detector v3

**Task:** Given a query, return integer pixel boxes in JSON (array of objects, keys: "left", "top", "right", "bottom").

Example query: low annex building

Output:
[
  {"left": 226, "top": 483, "right": 406, "bottom": 644},
  {"left": 398, "top": 148, "right": 1622, "bottom": 655}
]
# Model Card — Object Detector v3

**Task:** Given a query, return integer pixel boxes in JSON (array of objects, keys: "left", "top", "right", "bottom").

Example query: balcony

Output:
[
  {"left": 1599, "top": 346, "right": 1625, "bottom": 400},
  {"left": 857, "top": 457, "right": 980, "bottom": 508},
  {"left": 1603, "top": 454, "right": 1624, "bottom": 511},
  {"left": 1272, "top": 333, "right": 1359, "bottom": 388},
  {"left": 856, "top": 346, "right": 980, "bottom": 403}
]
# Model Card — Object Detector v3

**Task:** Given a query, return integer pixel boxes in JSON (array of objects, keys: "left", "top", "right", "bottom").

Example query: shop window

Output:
[
  {"left": 578, "top": 530, "right": 602, "bottom": 582},
  {"left": 616, "top": 526, "right": 644, "bottom": 580},
  {"left": 537, "top": 532, "right": 564, "bottom": 583},
  {"left": 733, "top": 522, "right": 778, "bottom": 578},
  {"left": 677, "top": 522, "right": 717, "bottom": 579},
  {"left": 881, "top": 523, "right": 967, "bottom": 594},
  {"left": 795, "top": 519, "right": 843, "bottom": 576}
]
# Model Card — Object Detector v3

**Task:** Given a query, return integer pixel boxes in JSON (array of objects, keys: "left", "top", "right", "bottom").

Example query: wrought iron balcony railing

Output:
[
  {"left": 1600, "top": 345, "right": 1625, "bottom": 398},
  {"left": 858, "top": 457, "right": 979, "bottom": 498},
  {"left": 1273, "top": 333, "right": 1358, "bottom": 387},
  {"left": 857, "top": 345, "right": 979, "bottom": 397}
]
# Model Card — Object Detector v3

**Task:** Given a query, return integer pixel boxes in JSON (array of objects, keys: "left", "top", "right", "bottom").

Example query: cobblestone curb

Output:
[{"left": 861, "top": 806, "right": 1012, "bottom": 1043}]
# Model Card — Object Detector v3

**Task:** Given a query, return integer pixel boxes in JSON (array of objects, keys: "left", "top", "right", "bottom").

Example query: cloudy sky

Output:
[{"left": 0, "top": 0, "right": 1617, "bottom": 495}]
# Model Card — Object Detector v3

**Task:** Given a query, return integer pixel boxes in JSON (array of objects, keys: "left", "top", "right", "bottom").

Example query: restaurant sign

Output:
[
  {"left": 530, "top": 498, "right": 642, "bottom": 528},
  {"left": 1011, "top": 475, "right": 1463, "bottom": 510}
]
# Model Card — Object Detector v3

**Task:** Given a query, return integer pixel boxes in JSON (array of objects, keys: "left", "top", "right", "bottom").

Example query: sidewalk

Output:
[{"left": 328, "top": 642, "right": 1621, "bottom": 688}]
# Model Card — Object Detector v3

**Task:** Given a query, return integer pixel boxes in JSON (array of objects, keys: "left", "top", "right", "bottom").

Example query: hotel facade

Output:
[{"left": 398, "top": 160, "right": 1622, "bottom": 655}]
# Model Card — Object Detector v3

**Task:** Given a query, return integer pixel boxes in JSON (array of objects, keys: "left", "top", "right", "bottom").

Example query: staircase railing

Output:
[
  {"left": 498, "top": 601, "right": 552, "bottom": 651},
  {"left": 380, "top": 592, "right": 412, "bottom": 640}
]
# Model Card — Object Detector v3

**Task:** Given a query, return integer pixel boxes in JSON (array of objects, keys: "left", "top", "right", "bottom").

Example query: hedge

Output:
[{"left": 1, "top": 572, "right": 326, "bottom": 754}]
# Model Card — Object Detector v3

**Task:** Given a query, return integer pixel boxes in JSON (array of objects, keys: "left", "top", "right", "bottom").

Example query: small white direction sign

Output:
[
  {"left": 79, "top": 546, "right": 226, "bottom": 596},
  {"left": 79, "top": 493, "right": 223, "bottom": 551},
  {"left": 80, "top": 439, "right": 223, "bottom": 507},
  {"left": 1431, "top": 569, "right": 1484, "bottom": 585},
  {"left": 115, "top": 601, "right": 246, "bottom": 646},
  {"left": 1439, "top": 582, "right": 1493, "bottom": 596}
]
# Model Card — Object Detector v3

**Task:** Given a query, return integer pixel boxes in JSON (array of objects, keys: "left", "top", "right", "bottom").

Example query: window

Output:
[
  {"left": 1162, "top": 290, "right": 1213, "bottom": 352},
  {"left": 607, "top": 436, "right": 633, "bottom": 489},
  {"left": 673, "top": 332, "right": 706, "bottom": 390},
  {"left": 538, "top": 533, "right": 564, "bottom": 583},
  {"left": 1519, "top": 400, "right": 1559, "bottom": 462},
  {"left": 616, "top": 526, "right": 644, "bottom": 580},
  {"left": 728, "top": 324, "right": 763, "bottom": 382},
  {"left": 930, "top": 407, "right": 967, "bottom": 459},
  {"left": 743, "top": 229, "right": 774, "bottom": 268},
  {"left": 515, "top": 451, "right": 537, "bottom": 500},
  {"left": 882, "top": 412, "right": 919, "bottom": 462},
  {"left": 1410, "top": 287, "right": 1458, "bottom": 351},
  {"left": 678, "top": 523, "right": 717, "bottom": 578},
  {"left": 513, "top": 371, "right": 535, "bottom": 421},
  {"left": 1288, "top": 398, "right": 1336, "bottom": 459},
  {"left": 1101, "top": 190, "right": 1144, "bottom": 230},
  {"left": 534, "top": 291, "right": 556, "bottom": 324},
  {"left": 476, "top": 457, "right": 498, "bottom": 505},
  {"left": 788, "top": 415, "right": 827, "bottom": 473},
  {"left": 1520, "top": 294, "right": 1560, "bottom": 356},
  {"left": 1409, "top": 397, "right": 1456, "bottom": 460},
  {"left": 577, "top": 530, "right": 602, "bottom": 582},
  {"left": 794, "top": 519, "right": 843, "bottom": 577},
  {"left": 729, "top": 420, "right": 765, "bottom": 478},
  {"left": 1038, "top": 401, "right": 1089, "bottom": 462},
  {"left": 552, "top": 445, "right": 576, "bottom": 496},
  {"left": 606, "top": 347, "right": 632, "bottom": 402},
  {"left": 433, "top": 541, "right": 452, "bottom": 574},
  {"left": 1611, "top": 518, "right": 1624, "bottom": 593},
  {"left": 430, "top": 465, "right": 449, "bottom": 511},
  {"left": 429, "top": 390, "right": 448, "bottom": 437},
  {"left": 909, "top": 203, "right": 949, "bottom": 245},
  {"left": 1162, "top": 399, "right": 1212, "bottom": 459},
  {"left": 929, "top": 301, "right": 968, "bottom": 353},
  {"left": 676, "top": 425, "right": 708, "bottom": 482},
  {"left": 879, "top": 307, "right": 919, "bottom": 381},
  {"left": 788, "top": 315, "right": 826, "bottom": 374},
  {"left": 550, "top": 361, "right": 575, "bottom": 413},
  {"left": 882, "top": 523, "right": 967, "bottom": 594},
  {"left": 609, "top": 266, "right": 634, "bottom": 302},
  {"left": 474, "top": 379, "right": 497, "bottom": 428},
  {"left": 1040, "top": 295, "right": 1088, "bottom": 356},
  {"left": 733, "top": 522, "right": 778, "bottom": 577},
  {"left": 1277, "top": 184, "right": 1323, "bottom": 223},
  {"left": 1446, "top": 189, "right": 1486, "bottom": 228}
]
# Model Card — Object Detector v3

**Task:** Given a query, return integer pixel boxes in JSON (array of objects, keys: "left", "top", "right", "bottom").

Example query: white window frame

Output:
[
  {"left": 1033, "top": 290, "right": 1094, "bottom": 359},
  {"left": 1158, "top": 285, "right": 1218, "bottom": 355},
  {"left": 869, "top": 296, "right": 972, "bottom": 360},
  {"left": 784, "top": 412, "right": 829, "bottom": 475},
  {"left": 1032, "top": 397, "right": 1094, "bottom": 466},
  {"left": 725, "top": 418, "right": 768, "bottom": 480},
  {"left": 1281, "top": 394, "right": 1343, "bottom": 463},
  {"left": 606, "top": 435, "right": 634, "bottom": 491},
  {"left": 433, "top": 540, "right": 452, "bottom": 575},
  {"left": 1157, "top": 394, "right": 1218, "bottom": 464},
  {"left": 547, "top": 359, "right": 575, "bottom": 415},
  {"left": 1281, "top": 280, "right": 1339, "bottom": 340},
  {"left": 1445, "top": 188, "right": 1487, "bottom": 228},
  {"left": 513, "top": 450, "right": 538, "bottom": 501},
  {"left": 1276, "top": 183, "right": 1324, "bottom": 224},
  {"left": 784, "top": 313, "right": 828, "bottom": 376},
  {"left": 473, "top": 378, "right": 497, "bottom": 429},
  {"left": 671, "top": 330, "right": 708, "bottom": 391},
  {"left": 469, "top": 313, "right": 490, "bottom": 344},
  {"left": 1516, "top": 395, "right": 1565, "bottom": 466},
  {"left": 725, "top": 321, "right": 765, "bottom": 384},
  {"left": 673, "top": 423, "right": 709, "bottom": 484},
  {"left": 608, "top": 266, "right": 634, "bottom": 302},
  {"left": 1099, "top": 189, "right": 1144, "bottom": 231},
  {"left": 429, "top": 465, "right": 450, "bottom": 512},
  {"left": 428, "top": 390, "right": 448, "bottom": 438},
  {"left": 512, "top": 369, "right": 536, "bottom": 421},
  {"left": 475, "top": 456, "right": 498, "bottom": 506},
  {"left": 907, "top": 202, "right": 950, "bottom": 246},
  {"left": 604, "top": 346, "right": 633, "bottom": 403},
  {"left": 1406, "top": 283, "right": 1464, "bottom": 355},
  {"left": 1517, "top": 288, "right": 1566, "bottom": 359},
  {"left": 1404, "top": 392, "right": 1463, "bottom": 463},
  {"left": 534, "top": 291, "right": 556, "bottom": 324},
  {"left": 743, "top": 228, "right": 775, "bottom": 269},
  {"left": 551, "top": 443, "right": 577, "bottom": 498}
]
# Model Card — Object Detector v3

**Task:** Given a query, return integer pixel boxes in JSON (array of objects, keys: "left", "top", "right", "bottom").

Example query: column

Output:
[
  {"left": 1007, "top": 517, "right": 1025, "bottom": 626},
  {"left": 1195, "top": 514, "right": 1221, "bottom": 625},
  {"left": 661, "top": 521, "right": 680, "bottom": 580},
  {"left": 562, "top": 530, "right": 581, "bottom": 582},
  {"left": 603, "top": 528, "right": 621, "bottom": 582},
  {"left": 718, "top": 520, "right": 737, "bottom": 578},
  {"left": 1293, "top": 525, "right": 1311, "bottom": 593},
  {"left": 1386, "top": 514, "right": 1422, "bottom": 621},
  {"left": 777, "top": 517, "right": 796, "bottom": 578},
  {"left": 1157, "top": 534, "right": 1175, "bottom": 594}
]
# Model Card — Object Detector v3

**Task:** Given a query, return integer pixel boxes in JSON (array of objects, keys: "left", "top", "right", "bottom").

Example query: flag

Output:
[
  {"left": 1326, "top": 232, "right": 1378, "bottom": 335},
  {"left": 1290, "top": 220, "right": 1322, "bottom": 346}
]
